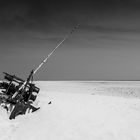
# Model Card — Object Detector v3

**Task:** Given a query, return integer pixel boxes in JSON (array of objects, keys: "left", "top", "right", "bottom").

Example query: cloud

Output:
[{"left": 82, "top": 24, "right": 140, "bottom": 34}]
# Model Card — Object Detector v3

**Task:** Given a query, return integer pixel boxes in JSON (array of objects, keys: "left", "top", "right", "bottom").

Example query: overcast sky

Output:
[{"left": 1, "top": 0, "right": 140, "bottom": 80}]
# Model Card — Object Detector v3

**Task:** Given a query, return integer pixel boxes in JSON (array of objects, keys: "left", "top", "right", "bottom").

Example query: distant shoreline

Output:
[{"left": 35, "top": 80, "right": 140, "bottom": 82}]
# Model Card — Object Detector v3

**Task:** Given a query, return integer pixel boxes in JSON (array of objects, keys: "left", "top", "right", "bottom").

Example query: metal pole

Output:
[{"left": 12, "top": 24, "right": 80, "bottom": 99}]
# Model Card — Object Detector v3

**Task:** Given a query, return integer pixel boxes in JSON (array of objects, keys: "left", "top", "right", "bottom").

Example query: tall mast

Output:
[{"left": 33, "top": 24, "right": 80, "bottom": 75}]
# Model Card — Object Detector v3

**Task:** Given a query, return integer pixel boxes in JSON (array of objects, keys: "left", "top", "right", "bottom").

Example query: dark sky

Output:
[{"left": 1, "top": 0, "right": 140, "bottom": 80}]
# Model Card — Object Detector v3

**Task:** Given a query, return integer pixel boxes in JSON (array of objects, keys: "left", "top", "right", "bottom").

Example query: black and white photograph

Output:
[{"left": 1, "top": 0, "right": 140, "bottom": 139}]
